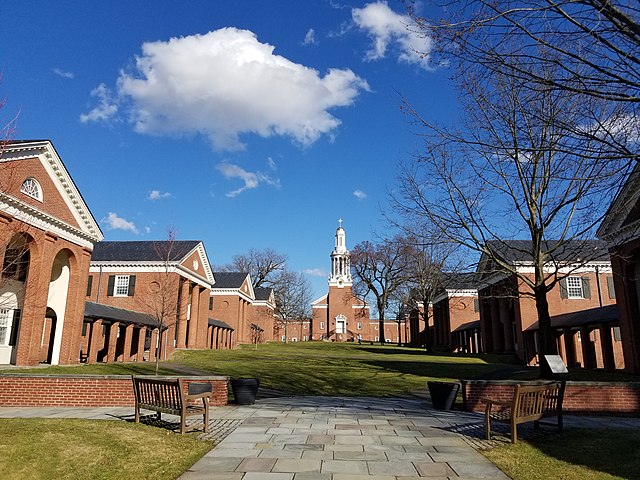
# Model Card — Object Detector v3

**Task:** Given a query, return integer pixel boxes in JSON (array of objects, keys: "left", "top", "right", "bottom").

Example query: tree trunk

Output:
[
  {"left": 378, "top": 305, "right": 386, "bottom": 344},
  {"left": 423, "top": 300, "right": 433, "bottom": 353},
  {"left": 534, "top": 284, "right": 555, "bottom": 379},
  {"left": 155, "top": 329, "right": 162, "bottom": 375}
]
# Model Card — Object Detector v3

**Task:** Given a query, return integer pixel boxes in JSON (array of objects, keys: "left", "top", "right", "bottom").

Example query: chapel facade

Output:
[{"left": 311, "top": 222, "right": 370, "bottom": 341}]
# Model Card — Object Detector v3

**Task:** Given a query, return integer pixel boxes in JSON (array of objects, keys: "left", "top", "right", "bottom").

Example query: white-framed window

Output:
[
  {"left": 374, "top": 325, "right": 378, "bottom": 331},
  {"left": 281, "top": 335, "right": 286, "bottom": 342},
  {"left": 291, "top": 337, "right": 298, "bottom": 342},
  {"left": 374, "top": 336, "right": 379, "bottom": 342},
  {"left": 357, "top": 322, "right": 362, "bottom": 330},
  {"left": 0, "top": 308, "right": 12, "bottom": 346},
  {"left": 303, "top": 324, "right": 307, "bottom": 329},
  {"left": 320, "top": 321, "right": 324, "bottom": 329},
  {"left": 566, "top": 276, "right": 584, "bottom": 298},
  {"left": 114, "top": 275, "right": 130, "bottom": 297},
  {"left": 303, "top": 336, "right": 307, "bottom": 341},
  {"left": 20, "top": 178, "right": 43, "bottom": 201}
]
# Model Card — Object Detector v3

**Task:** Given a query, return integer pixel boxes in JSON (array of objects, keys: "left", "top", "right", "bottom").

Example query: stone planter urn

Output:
[
  {"left": 230, "top": 378, "right": 260, "bottom": 405},
  {"left": 427, "top": 381, "right": 460, "bottom": 410}
]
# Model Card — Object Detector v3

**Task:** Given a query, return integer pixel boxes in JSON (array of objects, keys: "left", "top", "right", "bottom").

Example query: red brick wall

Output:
[
  {"left": 461, "top": 380, "right": 640, "bottom": 416},
  {"left": 0, "top": 375, "right": 229, "bottom": 407}
]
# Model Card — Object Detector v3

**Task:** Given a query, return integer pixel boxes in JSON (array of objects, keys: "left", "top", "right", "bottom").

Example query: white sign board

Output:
[{"left": 544, "top": 355, "right": 569, "bottom": 374}]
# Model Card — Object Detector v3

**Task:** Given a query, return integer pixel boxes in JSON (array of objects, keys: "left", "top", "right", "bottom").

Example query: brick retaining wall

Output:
[
  {"left": 461, "top": 380, "right": 640, "bottom": 416},
  {"left": 0, "top": 375, "right": 229, "bottom": 407}
]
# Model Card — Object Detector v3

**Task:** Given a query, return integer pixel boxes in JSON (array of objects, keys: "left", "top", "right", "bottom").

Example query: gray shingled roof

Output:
[
  {"left": 254, "top": 287, "right": 273, "bottom": 301},
  {"left": 208, "top": 318, "right": 234, "bottom": 330},
  {"left": 452, "top": 320, "right": 481, "bottom": 332},
  {"left": 441, "top": 272, "right": 480, "bottom": 290},
  {"left": 84, "top": 301, "right": 158, "bottom": 327},
  {"left": 525, "top": 304, "right": 618, "bottom": 331},
  {"left": 485, "top": 239, "right": 609, "bottom": 264},
  {"left": 212, "top": 272, "right": 249, "bottom": 289},
  {"left": 92, "top": 240, "right": 200, "bottom": 262}
]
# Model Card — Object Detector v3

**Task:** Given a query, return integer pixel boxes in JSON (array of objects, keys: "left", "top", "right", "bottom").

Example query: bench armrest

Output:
[{"left": 185, "top": 392, "right": 212, "bottom": 401}]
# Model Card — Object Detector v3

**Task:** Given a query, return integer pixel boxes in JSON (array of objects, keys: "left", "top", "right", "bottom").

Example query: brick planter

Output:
[
  {"left": 461, "top": 379, "right": 640, "bottom": 416},
  {"left": 0, "top": 374, "right": 229, "bottom": 407}
]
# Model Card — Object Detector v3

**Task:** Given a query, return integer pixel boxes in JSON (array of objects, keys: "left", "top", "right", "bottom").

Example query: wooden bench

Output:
[
  {"left": 482, "top": 381, "right": 565, "bottom": 443},
  {"left": 132, "top": 376, "right": 211, "bottom": 434}
]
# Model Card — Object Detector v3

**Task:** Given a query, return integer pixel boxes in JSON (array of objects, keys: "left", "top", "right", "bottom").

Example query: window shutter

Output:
[
  {"left": 128, "top": 275, "right": 136, "bottom": 296},
  {"left": 9, "top": 309, "right": 21, "bottom": 346},
  {"left": 209, "top": 297, "right": 214, "bottom": 310},
  {"left": 107, "top": 275, "right": 115, "bottom": 296},
  {"left": 607, "top": 277, "right": 616, "bottom": 299},
  {"left": 473, "top": 299, "right": 480, "bottom": 313},
  {"left": 86, "top": 275, "right": 93, "bottom": 297},
  {"left": 559, "top": 278, "right": 568, "bottom": 299},
  {"left": 582, "top": 277, "right": 591, "bottom": 299}
]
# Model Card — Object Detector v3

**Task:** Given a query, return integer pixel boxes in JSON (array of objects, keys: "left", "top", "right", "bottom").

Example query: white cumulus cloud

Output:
[
  {"left": 101, "top": 212, "right": 139, "bottom": 234},
  {"left": 352, "top": 1, "right": 432, "bottom": 68},
  {"left": 80, "top": 83, "right": 118, "bottom": 123},
  {"left": 216, "top": 162, "right": 280, "bottom": 197},
  {"left": 353, "top": 189, "right": 367, "bottom": 201},
  {"left": 84, "top": 28, "right": 369, "bottom": 150},
  {"left": 148, "top": 190, "right": 172, "bottom": 200}
]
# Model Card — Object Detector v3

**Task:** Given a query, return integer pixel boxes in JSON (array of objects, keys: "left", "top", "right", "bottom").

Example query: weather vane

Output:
[{"left": 338, "top": 218, "right": 343, "bottom": 227}]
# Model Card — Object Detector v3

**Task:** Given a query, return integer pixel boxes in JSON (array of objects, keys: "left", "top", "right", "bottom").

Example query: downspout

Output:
[
  {"left": 96, "top": 264, "right": 103, "bottom": 300},
  {"left": 595, "top": 265, "right": 603, "bottom": 307}
]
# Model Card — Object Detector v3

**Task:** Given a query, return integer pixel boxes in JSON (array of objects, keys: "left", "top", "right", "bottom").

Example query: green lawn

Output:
[
  {"left": 0, "top": 362, "right": 179, "bottom": 376},
  {"left": 484, "top": 429, "right": 640, "bottom": 480},
  {"left": 3, "top": 342, "right": 637, "bottom": 396},
  {"left": 0, "top": 418, "right": 211, "bottom": 480}
]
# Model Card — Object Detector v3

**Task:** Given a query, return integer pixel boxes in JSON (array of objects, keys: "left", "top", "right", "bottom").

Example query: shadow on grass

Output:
[
  {"left": 504, "top": 429, "right": 640, "bottom": 479},
  {"left": 363, "top": 359, "right": 534, "bottom": 381}
]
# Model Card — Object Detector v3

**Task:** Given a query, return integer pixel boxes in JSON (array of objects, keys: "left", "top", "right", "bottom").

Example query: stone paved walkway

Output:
[{"left": 181, "top": 396, "right": 510, "bottom": 479}]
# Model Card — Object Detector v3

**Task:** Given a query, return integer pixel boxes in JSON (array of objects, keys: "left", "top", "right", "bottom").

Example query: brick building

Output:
[
  {"left": 311, "top": 223, "right": 369, "bottom": 341},
  {"left": 431, "top": 273, "right": 482, "bottom": 353},
  {"left": 477, "top": 240, "right": 621, "bottom": 369},
  {"left": 209, "top": 272, "right": 276, "bottom": 346},
  {"left": 87, "top": 240, "right": 218, "bottom": 362},
  {"left": 0, "top": 140, "right": 103, "bottom": 366},
  {"left": 310, "top": 223, "right": 407, "bottom": 343},
  {"left": 598, "top": 163, "right": 640, "bottom": 373}
]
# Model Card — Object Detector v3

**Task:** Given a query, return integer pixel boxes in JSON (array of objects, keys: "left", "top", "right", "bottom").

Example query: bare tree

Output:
[
  {"left": 221, "top": 249, "right": 287, "bottom": 288},
  {"left": 409, "top": 0, "right": 639, "bottom": 160},
  {"left": 351, "top": 237, "right": 408, "bottom": 344},
  {"left": 395, "top": 58, "right": 631, "bottom": 376},
  {"left": 399, "top": 233, "right": 458, "bottom": 352},
  {"left": 273, "top": 269, "right": 313, "bottom": 343},
  {"left": 142, "top": 228, "right": 180, "bottom": 374}
]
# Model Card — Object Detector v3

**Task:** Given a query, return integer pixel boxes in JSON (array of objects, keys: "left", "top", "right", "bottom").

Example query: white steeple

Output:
[{"left": 329, "top": 219, "right": 352, "bottom": 287}]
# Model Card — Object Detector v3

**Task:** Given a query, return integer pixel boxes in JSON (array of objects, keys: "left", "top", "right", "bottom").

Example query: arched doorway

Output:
[
  {"left": 46, "top": 250, "right": 72, "bottom": 365},
  {"left": 0, "top": 233, "right": 31, "bottom": 365}
]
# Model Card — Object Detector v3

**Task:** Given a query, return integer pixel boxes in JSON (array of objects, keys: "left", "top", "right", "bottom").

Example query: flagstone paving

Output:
[{"left": 180, "top": 396, "right": 510, "bottom": 479}]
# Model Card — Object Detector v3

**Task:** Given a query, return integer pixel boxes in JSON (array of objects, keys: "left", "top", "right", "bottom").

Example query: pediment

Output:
[{"left": 0, "top": 140, "right": 103, "bottom": 246}]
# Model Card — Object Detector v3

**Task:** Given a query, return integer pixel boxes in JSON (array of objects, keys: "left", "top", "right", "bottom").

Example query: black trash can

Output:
[
  {"left": 427, "top": 381, "right": 460, "bottom": 410},
  {"left": 230, "top": 378, "right": 260, "bottom": 405}
]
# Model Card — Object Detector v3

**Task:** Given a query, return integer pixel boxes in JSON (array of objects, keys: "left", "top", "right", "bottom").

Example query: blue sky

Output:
[{"left": 2, "top": 0, "right": 458, "bottom": 299}]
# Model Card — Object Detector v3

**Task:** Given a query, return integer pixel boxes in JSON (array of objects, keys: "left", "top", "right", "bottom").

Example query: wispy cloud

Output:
[
  {"left": 352, "top": 1, "right": 432, "bottom": 69},
  {"left": 101, "top": 212, "right": 138, "bottom": 234},
  {"left": 303, "top": 28, "right": 317, "bottom": 45},
  {"left": 353, "top": 189, "right": 367, "bottom": 201},
  {"left": 216, "top": 162, "right": 280, "bottom": 197},
  {"left": 52, "top": 68, "right": 74, "bottom": 79},
  {"left": 303, "top": 268, "right": 327, "bottom": 277},
  {"left": 80, "top": 83, "right": 118, "bottom": 123},
  {"left": 267, "top": 157, "right": 277, "bottom": 171},
  {"left": 148, "top": 190, "right": 172, "bottom": 200}
]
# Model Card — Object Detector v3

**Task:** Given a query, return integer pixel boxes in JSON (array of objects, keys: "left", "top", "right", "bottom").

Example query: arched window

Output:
[{"left": 20, "top": 178, "right": 43, "bottom": 201}]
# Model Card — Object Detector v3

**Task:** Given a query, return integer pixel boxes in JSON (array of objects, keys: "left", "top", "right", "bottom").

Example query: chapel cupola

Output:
[{"left": 329, "top": 219, "right": 352, "bottom": 287}]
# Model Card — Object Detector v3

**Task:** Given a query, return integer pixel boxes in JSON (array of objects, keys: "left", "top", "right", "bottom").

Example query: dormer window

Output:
[{"left": 20, "top": 178, "right": 43, "bottom": 202}]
